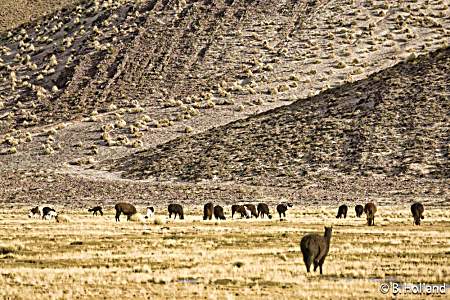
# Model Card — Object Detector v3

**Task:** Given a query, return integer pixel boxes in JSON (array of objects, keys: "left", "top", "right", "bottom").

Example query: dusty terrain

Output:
[
  {"left": 1, "top": 206, "right": 449, "bottom": 299},
  {"left": 0, "top": 0, "right": 82, "bottom": 33}
]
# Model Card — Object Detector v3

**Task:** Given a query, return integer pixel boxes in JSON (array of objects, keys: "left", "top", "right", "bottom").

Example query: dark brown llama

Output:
[
  {"left": 88, "top": 206, "right": 103, "bottom": 216},
  {"left": 276, "top": 203, "right": 293, "bottom": 219},
  {"left": 257, "top": 203, "right": 272, "bottom": 219},
  {"left": 168, "top": 204, "right": 184, "bottom": 220},
  {"left": 231, "top": 205, "right": 249, "bottom": 219},
  {"left": 355, "top": 205, "right": 364, "bottom": 218},
  {"left": 336, "top": 204, "right": 348, "bottom": 218},
  {"left": 300, "top": 226, "right": 333, "bottom": 275},
  {"left": 411, "top": 202, "right": 424, "bottom": 225},
  {"left": 364, "top": 203, "right": 377, "bottom": 226},
  {"left": 213, "top": 205, "right": 226, "bottom": 220},
  {"left": 203, "top": 202, "right": 213, "bottom": 220},
  {"left": 114, "top": 203, "right": 137, "bottom": 222}
]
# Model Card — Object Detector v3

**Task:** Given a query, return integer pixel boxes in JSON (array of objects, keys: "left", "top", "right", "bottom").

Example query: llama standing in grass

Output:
[
  {"left": 257, "top": 203, "right": 272, "bottom": 219},
  {"left": 300, "top": 227, "right": 333, "bottom": 275},
  {"left": 203, "top": 202, "right": 213, "bottom": 220},
  {"left": 411, "top": 202, "right": 424, "bottom": 225},
  {"left": 145, "top": 207, "right": 154, "bottom": 219},
  {"left": 276, "top": 203, "right": 293, "bottom": 219},
  {"left": 231, "top": 205, "right": 249, "bottom": 219},
  {"left": 336, "top": 204, "right": 348, "bottom": 218},
  {"left": 88, "top": 206, "right": 103, "bottom": 216},
  {"left": 168, "top": 204, "right": 184, "bottom": 220},
  {"left": 28, "top": 206, "right": 42, "bottom": 218},
  {"left": 244, "top": 204, "right": 258, "bottom": 218},
  {"left": 364, "top": 203, "right": 377, "bottom": 226},
  {"left": 213, "top": 205, "right": 226, "bottom": 220},
  {"left": 355, "top": 205, "right": 364, "bottom": 218},
  {"left": 42, "top": 207, "right": 57, "bottom": 220},
  {"left": 114, "top": 203, "right": 137, "bottom": 222}
]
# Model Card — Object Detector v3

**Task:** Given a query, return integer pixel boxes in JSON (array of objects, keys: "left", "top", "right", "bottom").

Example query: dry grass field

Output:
[{"left": 1, "top": 205, "right": 449, "bottom": 299}]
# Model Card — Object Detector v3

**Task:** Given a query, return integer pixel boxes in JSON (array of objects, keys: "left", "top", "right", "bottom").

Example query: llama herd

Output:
[
  {"left": 27, "top": 201, "right": 426, "bottom": 226},
  {"left": 28, "top": 206, "right": 58, "bottom": 220},
  {"left": 26, "top": 201, "right": 426, "bottom": 275},
  {"left": 300, "top": 201, "right": 425, "bottom": 275},
  {"left": 334, "top": 202, "right": 424, "bottom": 226}
]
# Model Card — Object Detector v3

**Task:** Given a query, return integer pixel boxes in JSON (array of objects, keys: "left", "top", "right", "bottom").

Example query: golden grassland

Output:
[{"left": 0, "top": 205, "right": 449, "bottom": 299}]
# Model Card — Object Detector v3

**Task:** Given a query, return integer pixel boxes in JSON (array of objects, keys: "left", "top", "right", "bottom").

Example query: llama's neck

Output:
[{"left": 324, "top": 232, "right": 332, "bottom": 245}]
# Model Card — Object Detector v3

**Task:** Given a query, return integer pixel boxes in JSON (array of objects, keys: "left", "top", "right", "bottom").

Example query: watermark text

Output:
[{"left": 379, "top": 282, "right": 447, "bottom": 295}]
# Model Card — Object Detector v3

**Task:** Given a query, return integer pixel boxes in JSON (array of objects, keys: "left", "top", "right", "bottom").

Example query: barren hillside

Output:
[
  {"left": 0, "top": 0, "right": 449, "bottom": 205},
  {"left": 0, "top": 0, "right": 82, "bottom": 33},
  {"left": 107, "top": 47, "right": 450, "bottom": 196}
]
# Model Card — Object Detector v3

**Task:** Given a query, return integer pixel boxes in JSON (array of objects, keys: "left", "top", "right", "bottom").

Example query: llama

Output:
[
  {"left": 355, "top": 205, "right": 364, "bottom": 218},
  {"left": 203, "top": 202, "right": 213, "bottom": 220},
  {"left": 168, "top": 204, "right": 184, "bottom": 220},
  {"left": 42, "top": 207, "right": 57, "bottom": 220},
  {"left": 243, "top": 206, "right": 252, "bottom": 219},
  {"left": 411, "top": 202, "right": 424, "bottom": 225},
  {"left": 336, "top": 204, "right": 348, "bottom": 218},
  {"left": 300, "top": 226, "right": 333, "bottom": 275},
  {"left": 244, "top": 204, "right": 258, "bottom": 218},
  {"left": 114, "top": 202, "right": 137, "bottom": 222},
  {"left": 257, "top": 203, "right": 272, "bottom": 219},
  {"left": 88, "top": 206, "right": 103, "bottom": 216},
  {"left": 364, "top": 203, "right": 377, "bottom": 226},
  {"left": 145, "top": 207, "right": 155, "bottom": 219},
  {"left": 28, "top": 206, "right": 42, "bottom": 218},
  {"left": 231, "top": 205, "right": 249, "bottom": 219},
  {"left": 276, "top": 202, "right": 293, "bottom": 219},
  {"left": 213, "top": 205, "right": 226, "bottom": 220}
]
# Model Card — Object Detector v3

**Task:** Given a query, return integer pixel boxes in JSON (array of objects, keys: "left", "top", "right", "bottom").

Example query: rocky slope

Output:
[
  {"left": 0, "top": 0, "right": 84, "bottom": 33},
  {"left": 0, "top": 0, "right": 448, "bottom": 205},
  {"left": 107, "top": 47, "right": 449, "bottom": 196}
]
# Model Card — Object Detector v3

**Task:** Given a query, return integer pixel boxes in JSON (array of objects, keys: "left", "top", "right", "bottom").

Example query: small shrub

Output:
[
  {"left": 278, "top": 84, "right": 290, "bottom": 93},
  {"left": 57, "top": 215, "right": 72, "bottom": 223},
  {"left": 115, "top": 119, "right": 126, "bottom": 128},
  {"left": 154, "top": 217, "right": 165, "bottom": 225},
  {"left": 289, "top": 74, "right": 300, "bottom": 81},
  {"left": 205, "top": 100, "right": 216, "bottom": 109},
  {"left": 0, "top": 244, "right": 20, "bottom": 255},
  {"left": 129, "top": 213, "right": 145, "bottom": 223},
  {"left": 131, "top": 139, "right": 143, "bottom": 148},
  {"left": 44, "top": 145, "right": 54, "bottom": 155},
  {"left": 335, "top": 61, "right": 347, "bottom": 69},
  {"left": 268, "top": 87, "right": 278, "bottom": 95}
]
